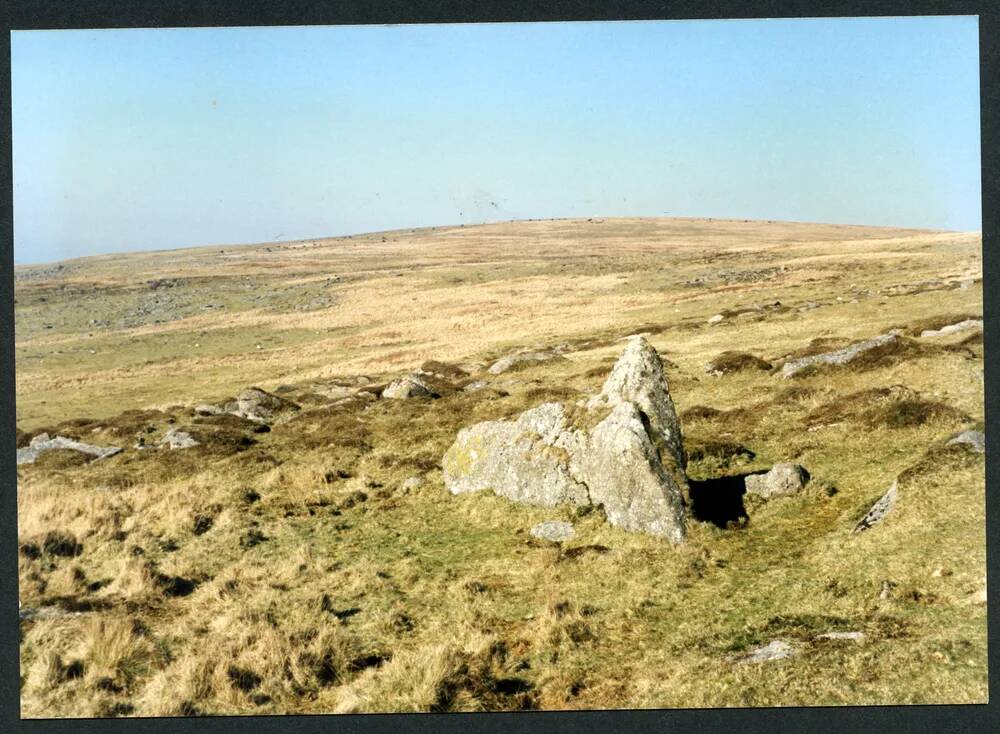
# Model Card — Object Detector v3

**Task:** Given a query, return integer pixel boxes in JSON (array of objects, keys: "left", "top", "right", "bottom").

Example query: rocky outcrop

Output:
[
  {"left": 233, "top": 387, "right": 300, "bottom": 423},
  {"left": 744, "top": 463, "right": 810, "bottom": 501},
  {"left": 382, "top": 375, "right": 438, "bottom": 400},
  {"left": 920, "top": 319, "right": 982, "bottom": 338},
  {"left": 781, "top": 331, "right": 903, "bottom": 378},
  {"left": 16, "top": 433, "right": 122, "bottom": 466},
  {"left": 854, "top": 480, "right": 898, "bottom": 533},
  {"left": 443, "top": 336, "right": 687, "bottom": 542},
  {"left": 488, "top": 350, "right": 564, "bottom": 375},
  {"left": 196, "top": 387, "right": 300, "bottom": 424}
]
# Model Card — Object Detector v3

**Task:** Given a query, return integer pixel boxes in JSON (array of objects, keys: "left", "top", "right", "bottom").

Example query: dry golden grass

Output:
[{"left": 15, "top": 218, "right": 985, "bottom": 716}]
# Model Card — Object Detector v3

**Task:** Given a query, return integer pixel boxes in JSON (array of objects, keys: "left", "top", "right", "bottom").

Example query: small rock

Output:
[
  {"left": 382, "top": 375, "right": 438, "bottom": 399},
  {"left": 17, "top": 434, "right": 123, "bottom": 465},
  {"left": 19, "top": 605, "right": 84, "bottom": 622},
  {"left": 971, "top": 585, "right": 987, "bottom": 605},
  {"left": 488, "top": 350, "right": 563, "bottom": 375},
  {"left": 462, "top": 380, "right": 489, "bottom": 393},
  {"left": 233, "top": 387, "right": 300, "bottom": 422},
  {"left": 707, "top": 314, "right": 724, "bottom": 324},
  {"left": 401, "top": 476, "right": 425, "bottom": 491},
  {"left": 158, "top": 428, "right": 199, "bottom": 450},
  {"left": 946, "top": 430, "right": 985, "bottom": 454},
  {"left": 530, "top": 520, "right": 576, "bottom": 542},
  {"left": 816, "top": 631, "right": 865, "bottom": 642},
  {"left": 854, "top": 481, "right": 898, "bottom": 533},
  {"left": 920, "top": 319, "right": 983, "bottom": 338},
  {"left": 781, "top": 330, "right": 904, "bottom": 378},
  {"left": 744, "top": 463, "right": 810, "bottom": 501},
  {"left": 730, "top": 639, "right": 796, "bottom": 664},
  {"left": 195, "top": 403, "right": 226, "bottom": 416}
]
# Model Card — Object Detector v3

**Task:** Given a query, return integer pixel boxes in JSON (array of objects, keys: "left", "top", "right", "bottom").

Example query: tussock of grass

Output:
[
  {"left": 705, "top": 351, "right": 773, "bottom": 374},
  {"left": 680, "top": 405, "right": 723, "bottom": 421},
  {"left": 803, "top": 386, "right": 971, "bottom": 430},
  {"left": 685, "top": 441, "right": 756, "bottom": 474}
]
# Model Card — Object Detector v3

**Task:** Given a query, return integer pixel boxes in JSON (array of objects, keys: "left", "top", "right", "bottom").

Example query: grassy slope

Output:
[{"left": 15, "top": 218, "right": 986, "bottom": 716}]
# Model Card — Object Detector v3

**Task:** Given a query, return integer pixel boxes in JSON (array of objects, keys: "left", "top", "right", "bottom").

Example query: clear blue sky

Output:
[{"left": 11, "top": 17, "right": 982, "bottom": 265}]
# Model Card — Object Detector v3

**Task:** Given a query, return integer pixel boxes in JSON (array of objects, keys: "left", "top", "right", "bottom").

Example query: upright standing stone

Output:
[
  {"left": 587, "top": 335, "right": 686, "bottom": 474},
  {"left": 443, "top": 336, "right": 687, "bottom": 542}
]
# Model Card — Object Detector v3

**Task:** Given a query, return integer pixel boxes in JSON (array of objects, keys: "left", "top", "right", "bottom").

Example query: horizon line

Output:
[{"left": 12, "top": 214, "right": 978, "bottom": 269}]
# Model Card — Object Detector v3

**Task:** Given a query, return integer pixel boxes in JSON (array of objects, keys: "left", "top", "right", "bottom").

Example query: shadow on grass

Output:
[{"left": 688, "top": 471, "right": 767, "bottom": 529}]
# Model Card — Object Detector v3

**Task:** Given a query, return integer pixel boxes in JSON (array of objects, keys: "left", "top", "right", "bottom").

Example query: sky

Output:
[{"left": 11, "top": 17, "right": 982, "bottom": 265}]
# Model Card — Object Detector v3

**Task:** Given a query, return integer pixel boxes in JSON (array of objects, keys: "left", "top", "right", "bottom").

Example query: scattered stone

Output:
[
  {"left": 970, "top": 583, "right": 987, "bottom": 605},
  {"left": 730, "top": 639, "right": 796, "bottom": 664},
  {"left": 462, "top": 380, "right": 490, "bottom": 393},
  {"left": 232, "top": 387, "right": 300, "bottom": 423},
  {"left": 744, "top": 463, "right": 810, "bottom": 501},
  {"left": 816, "top": 631, "right": 865, "bottom": 642},
  {"left": 444, "top": 337, "right": 687, "bottom": 542},
  {"left": 19, "top": 605, "right": 85, "bottom": 622},
  {"left": 707, "top": 314, "right": 724, "bottom": 325},
  {"left": 401, "top": 476, "right": 425, "bottom": 491},
  {"left": 919, "top": 319, "right": 982, "bottom": 338},
  {"left": 382, "top": 375, "right": 438, "bottom": 399},
  {"left": 488, "top": 350, "right": 564, "bottom": 375},
  {"left": 530, "top": 520, "right": 576, "bottom": 542},
  {"left": 158, "top": 428, "right": 199, "bottom": 450},
  {"left": 781, "top": 330, "right": 904, "bottom": 378},
  {"left": 946, "top": 430, "right": 985, "bottom": 453},
  {"left": 854, "top": 481, "right": 898, "bottom": 533},
  {"left": 311, "top": 384, "right": 356, "bottom": 401},
  {"left": 16, "top": 433, "right": 122, "bottom": 466}
]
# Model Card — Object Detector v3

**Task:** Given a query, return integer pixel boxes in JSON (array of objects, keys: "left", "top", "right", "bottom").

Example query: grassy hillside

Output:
[{"left": 15, "top": 217, "right": 986, "bottom": 716}]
